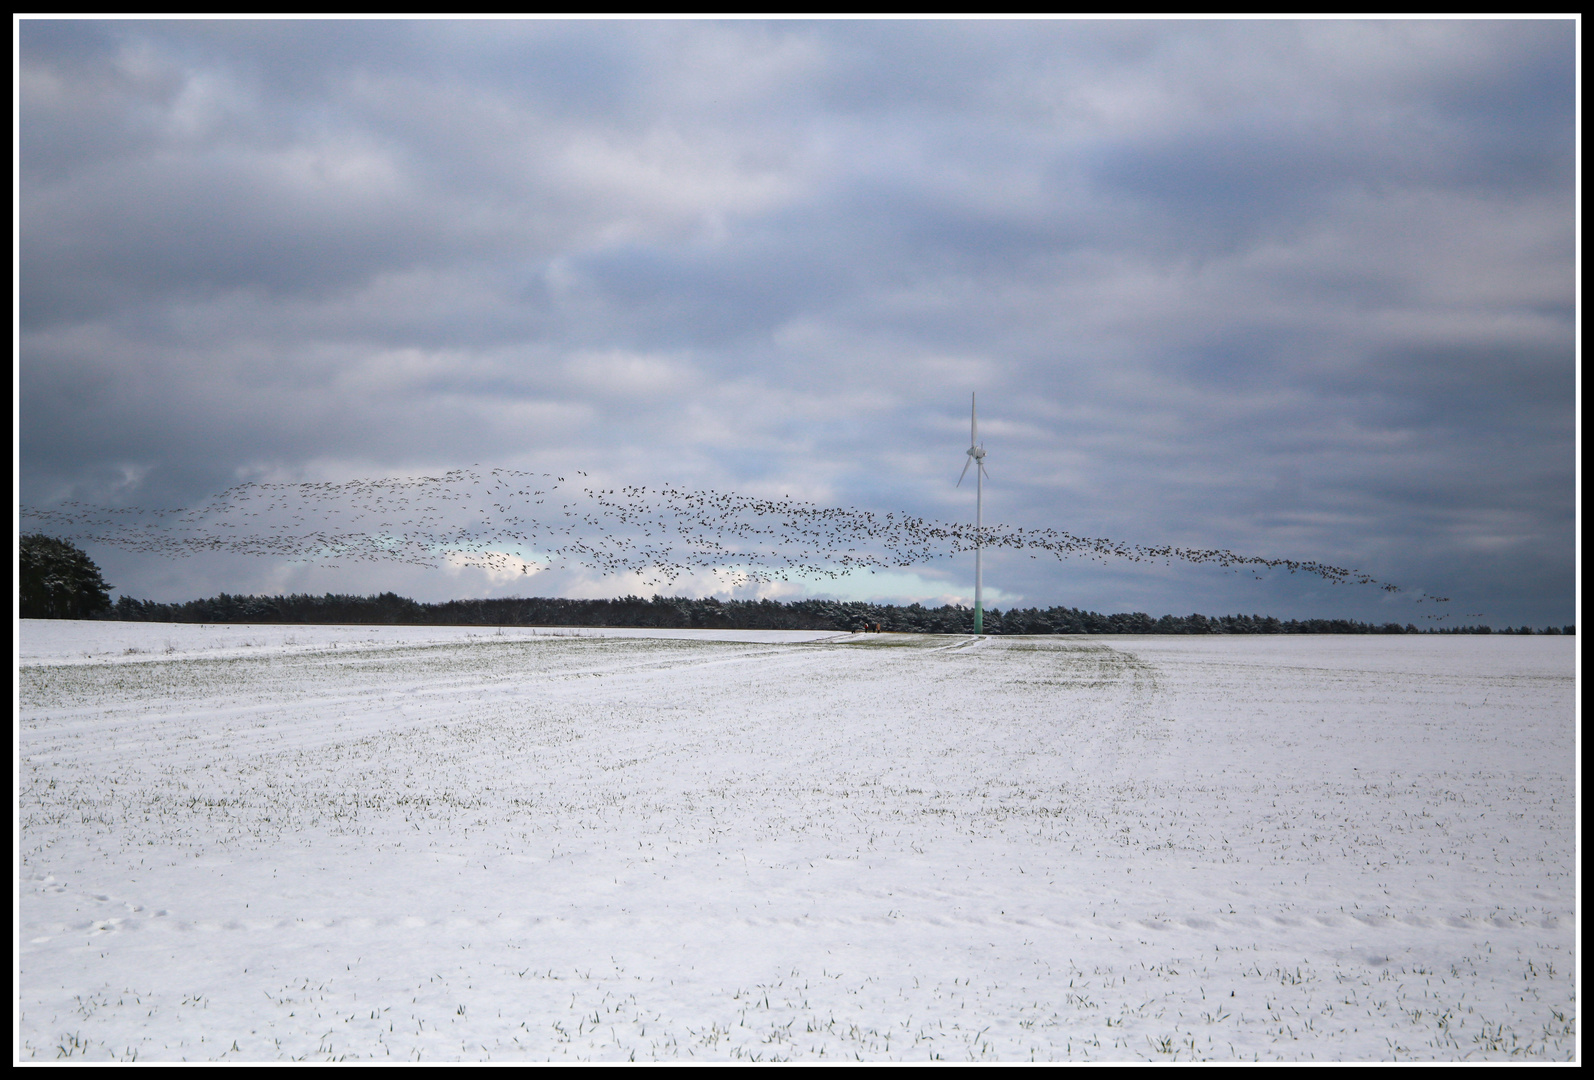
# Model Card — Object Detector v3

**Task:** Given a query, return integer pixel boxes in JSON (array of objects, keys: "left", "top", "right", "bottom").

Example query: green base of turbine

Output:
[{"left": 973, "top": 604, "right": 983, "bottom": 636}]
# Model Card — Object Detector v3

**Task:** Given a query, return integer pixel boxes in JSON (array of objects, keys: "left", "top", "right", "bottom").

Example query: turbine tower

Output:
[{"left": 957, "top": 392, "right": 989, "bottom": 635}]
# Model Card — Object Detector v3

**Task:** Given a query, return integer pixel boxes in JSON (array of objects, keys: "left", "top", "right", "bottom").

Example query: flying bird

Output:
[{"left": 22, "top": 465, "right": 1414, "bottom": 597}]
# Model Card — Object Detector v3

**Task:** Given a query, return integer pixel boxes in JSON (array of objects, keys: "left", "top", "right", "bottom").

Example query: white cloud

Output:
[{"left": 443, "top": 549, "right": 549, "bottom": 585}]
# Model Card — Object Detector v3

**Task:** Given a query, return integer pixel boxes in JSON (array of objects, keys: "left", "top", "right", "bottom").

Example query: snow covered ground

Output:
[{"left": 17, "top": 622, "right": 1577, "bottom": 1061}]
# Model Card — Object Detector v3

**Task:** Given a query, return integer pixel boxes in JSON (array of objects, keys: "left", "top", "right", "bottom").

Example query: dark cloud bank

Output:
[{"left": 19, "top": 19, "right": 1576, "bottom": 627}]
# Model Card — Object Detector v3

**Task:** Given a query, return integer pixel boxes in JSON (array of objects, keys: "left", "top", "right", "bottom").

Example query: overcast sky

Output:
[{"left": 17, "top": 19, "right": 1578, "bottom": 626}]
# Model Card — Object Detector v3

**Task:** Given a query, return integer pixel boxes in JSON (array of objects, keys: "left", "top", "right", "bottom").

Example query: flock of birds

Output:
[{"left": 23, "top": 466, "right": 1436, "bottom": 604}]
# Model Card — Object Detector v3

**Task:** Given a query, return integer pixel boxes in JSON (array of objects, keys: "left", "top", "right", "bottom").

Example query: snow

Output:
[
  {"left": 17, "top": 622, "right": 1577, "bottom": 1061},
  {"left": 18, "top": 620, "right": 843, "bottom": 668}
]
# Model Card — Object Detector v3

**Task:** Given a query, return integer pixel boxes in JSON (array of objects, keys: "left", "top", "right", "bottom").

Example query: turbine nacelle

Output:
[
  {"left": 957, "top": 445, "right": 988, "bottom": 487},
  {"left": 958, "top": 431, "right": 988, "bottom": 486}
]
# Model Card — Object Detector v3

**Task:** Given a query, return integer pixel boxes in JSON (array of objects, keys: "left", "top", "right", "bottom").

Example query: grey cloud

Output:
[{"left": 19, "top": 19, "right": 1575, "bottom": 625}]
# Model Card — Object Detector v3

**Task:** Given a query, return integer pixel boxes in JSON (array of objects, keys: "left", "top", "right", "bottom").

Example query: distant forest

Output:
[{"left": 97, "top": 592, "right": 1572, "bottom": 636}]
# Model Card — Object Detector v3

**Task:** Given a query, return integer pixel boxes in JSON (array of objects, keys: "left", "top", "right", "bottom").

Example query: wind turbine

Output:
[{"left": 957, "top": 392, "right": 989, "bottom": 635}]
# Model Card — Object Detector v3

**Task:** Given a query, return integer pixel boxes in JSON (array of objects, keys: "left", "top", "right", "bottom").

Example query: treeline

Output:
[{"left": 98, "top": 592, "right": 1574, "bottom": 636}]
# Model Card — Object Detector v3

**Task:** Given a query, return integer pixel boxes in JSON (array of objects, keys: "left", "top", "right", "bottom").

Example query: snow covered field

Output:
[{"left": 17, "top": 622, "right": 1577, "bottom": 1061}]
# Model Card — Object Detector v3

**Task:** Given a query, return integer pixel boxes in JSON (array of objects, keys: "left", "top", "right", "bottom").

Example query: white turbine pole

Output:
[
  {"left": 957, "top": 392, "right": 988, "bottom": 636},
  {"left": 974, "top": 393, "right": 983, "bottom": 635}
]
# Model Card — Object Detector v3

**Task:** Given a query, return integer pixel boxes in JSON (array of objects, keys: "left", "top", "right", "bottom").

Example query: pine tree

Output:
[{"left": 19, "top": 535, "right": 113, "bottom": 619}]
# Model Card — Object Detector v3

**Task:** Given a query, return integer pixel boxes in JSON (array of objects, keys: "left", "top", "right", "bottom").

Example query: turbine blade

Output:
[
  {"left": 971, "top": 392, "right": 978, "bottom": 446},
  {"left": 957, "top": 455, "right": 972, "bottom": 487}
]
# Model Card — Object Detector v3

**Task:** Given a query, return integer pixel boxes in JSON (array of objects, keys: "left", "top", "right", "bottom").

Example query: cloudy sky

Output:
[{"left": 17, "top": 19, "right": 1577, "bottom": 626}]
